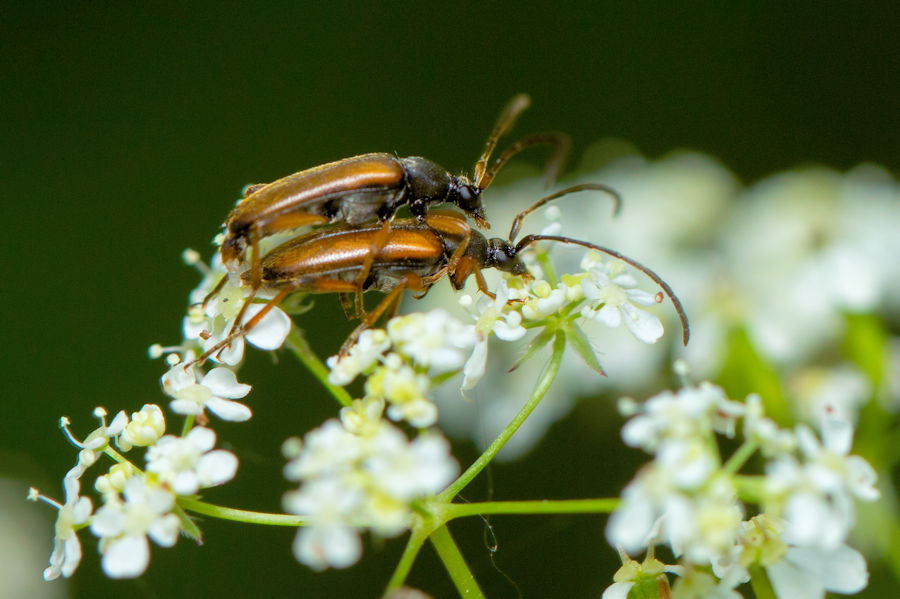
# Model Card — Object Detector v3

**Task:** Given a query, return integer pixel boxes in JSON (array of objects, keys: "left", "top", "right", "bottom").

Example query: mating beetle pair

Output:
[{"left": 197, "top": 95, "right": 689, "bottom": 362}]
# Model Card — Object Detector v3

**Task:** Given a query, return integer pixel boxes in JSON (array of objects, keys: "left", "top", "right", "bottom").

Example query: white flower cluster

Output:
[
  {"left": 605, "top": 381, "right": 878, "bottom": 599},
  {"left": 326, "top": 309, "right": 484, "bottom": 428},
  {"left": 32, "top": 405, "right": 238, "bottom": 580},
  {"left": 282, "top": 397, "right": 459, "bottom": 570}
]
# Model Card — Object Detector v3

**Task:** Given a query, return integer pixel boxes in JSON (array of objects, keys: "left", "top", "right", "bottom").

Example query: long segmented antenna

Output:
[
  {"left": 515, "top": 234, "right": 691, "bottom": 346},
  {"left": 478, "top": 131, "right": 572, "bottom": 191},
  {"left": 473, "top": 93, "right": 531, "bottom": 186},
  {"left": 507, "top": 183, "right": 622, "bottom": 244}
]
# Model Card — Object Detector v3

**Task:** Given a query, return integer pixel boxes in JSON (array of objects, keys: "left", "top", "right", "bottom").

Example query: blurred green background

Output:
[{"left": 3, "top": 3, "right": 898, "bottom": 598}]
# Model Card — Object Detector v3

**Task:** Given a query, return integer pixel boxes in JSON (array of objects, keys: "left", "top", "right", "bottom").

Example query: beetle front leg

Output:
[
  {"left": 352, "top": 220, "right": 393, "bottom": 313},
  {"left": 338, "top": 273, "right": 427, "bottom": 356}
]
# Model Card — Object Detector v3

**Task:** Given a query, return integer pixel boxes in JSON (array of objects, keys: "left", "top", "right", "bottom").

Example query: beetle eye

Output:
[{"left": 457, "top": 185, "right": 481, "bottom": 211}]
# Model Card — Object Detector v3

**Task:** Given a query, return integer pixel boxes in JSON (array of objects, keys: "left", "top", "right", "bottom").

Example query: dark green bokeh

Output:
[{"left": 4, "top": 3, "right": 897, "bottom": 598}]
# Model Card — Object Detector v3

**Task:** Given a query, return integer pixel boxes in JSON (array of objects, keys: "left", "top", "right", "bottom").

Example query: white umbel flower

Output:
[
  {"left": 146, "top": 427, "right": 238, "bottom": 495},
  {"left": 161, "top": 363, "right": 252, "bottom": 421},
  {"left": 90, "top": 477, "right": 180, "bottom": 578},
  {"left": 580, "top": 258, "right": 664, "bottom": 344}
]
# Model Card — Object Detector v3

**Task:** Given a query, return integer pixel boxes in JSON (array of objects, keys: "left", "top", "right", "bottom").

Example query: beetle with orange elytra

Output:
[{"left": 215, "top": 94, "right": 570, "bottom": 292}]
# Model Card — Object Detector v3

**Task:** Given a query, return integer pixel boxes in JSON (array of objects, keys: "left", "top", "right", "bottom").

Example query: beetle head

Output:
[
  {"left": 485, "top": 238, "right": 531, "bottom": 279},
  {"left": 453, "top": 177, "right": 489, "bottom": 229}
]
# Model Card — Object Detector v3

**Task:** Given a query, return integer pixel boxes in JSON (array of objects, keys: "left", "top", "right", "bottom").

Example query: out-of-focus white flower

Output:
[
  {"left": 284, "top": 477, "right": 364, "bottom": 570},
  {"left": 670, "top": 568, "right": 743, "bottom": 599},
  {"left": 766, "top": 543, "right": 868, "bottom": 599},
  {"left": 94, "top": 462, "right": 138, "bottom": 497},
  {"left": 90, "top": 476, "right": 180, "bottom": 578},
  {"left": 340, "top": 397, "right": 387, "bottom": 436},
  {"left": 387, "top": 309, "right": 477, "bottom": 374},
  {"left": 723, "top": 167, "right": 900, "bottom": 366},
  {"left": 765, "top": 415, "right": 878, "bottom": 549},
  {"left": 31, "top": 471, "right": 93, "bottom": 581},
  {"left": 581, "top": 256, "right": 664, "bottom": 344},
  {"left": 620, "top": 383, "right": 743, "bottom": 453},
  {"left": 283, "top": 414, "right": 458, "bottom": 570},
  {"left": 788, "top": 365, "right": 871, "bottom": 426},
  {"left": 366, "top": 354, "right": 436, "bottom": 427},
  {"left": 744, "top": 395, "right": 797, "bottom": 458},
  {"left": 326, "top": 328, "right": 391, "bottom": 386},
  {"left": 715, "top": 513, "right": 869, "bottom": 599},
  {"left": 161, "top": 363, "right": 252, "bottom": 421},
  {"left": 117, "top": 404, "right": 166, "bottom": 451},
  {"left": 146, "top": 427, "right": 238, "bottom": 495},
  {"left": 366, "top": 430, "right": 458, "bottom": 502}
]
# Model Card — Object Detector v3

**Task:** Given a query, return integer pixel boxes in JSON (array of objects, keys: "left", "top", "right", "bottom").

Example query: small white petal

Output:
[
  {"left": 201, "top": 368, "right": 252, "bottom": 399},
  {"left": 90, "top": 506, "right": 125, "bottom": 538},
  {"left": 148, "top": 514, "right": 180, "bottom": 547},
  {"left": 601, "top": 582, "right": 635, "bottom": 599},
  {"left": 205, "top": 396, "right": 253, "bottom": 421},
  {"left": 620, "top": 303, "right": 664, "bottom": 344},
  {"left": 595, "top": 303, "right": 623, "bottom": 327},
  {"left": 102, "top": 535, "right": 150, "bottom": 578},
  {"left": 244, "top": 303, "right": 292, "bottom": 350},
  {"left": 197, "top": 450, "right": 239, "bottom": 486},
  {"left": 169, "top": 398, "right": 205, "bottom": 416},
  {"left": 185, "top": 426, "right": 217, "bottom": 452},
  {"left": 171, "top": 471, "right": 200, "bottom": 496},
  {"left": 461, "top": 339, "right": 488, "bottom": 391},
  {"left": 294, "top": 526, "right": 362, "bottom": 571},
  {"left": 786, "top": 545, "right": 868, "bottom": 594}
]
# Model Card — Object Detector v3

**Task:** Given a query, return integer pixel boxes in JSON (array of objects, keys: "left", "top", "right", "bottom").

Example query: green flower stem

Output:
[
  {"left": 722, "top": 438, "right": 759, "bottom": 475},
  {"left": 439, "top": 331, "right": 565, "bottom": 502},
  {"left": 284, "top": 327, "right": 353, "bottom": 407},
  {"left": 733, "top": 474, "right": 767, "bottom": 505},
  {"left": 536, "top": 250, "right": 558, "bottom": 287},
  {"left": 444, "top": 498, "right": 618, "bottom": 519},
  {"left": 384, "top": 527, "right": 430, "bottom": 594},
  {"left": 181, "top": 414, "right": 195, "bottom": 437},
  {"left": 429, "top": 525, "right": 485, "bottom": 599},
  {"left": 748, "top": 565, "right": 777, "bottom": 599},
  {"left": 103, "top": 445, "right": 131, "bottom": 465},
  {"left": 177, "top": 496, "right": 306, "bottom": 526}
]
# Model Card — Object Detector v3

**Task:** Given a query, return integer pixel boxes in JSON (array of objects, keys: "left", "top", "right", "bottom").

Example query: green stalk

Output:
[
  {"left": 284, "top": 327, "right": 353, "bottom": 406},
  {"left": 439, "top": 331, "right": 565, "bottom": 501},
  {"left": 177, "top": 496, "right": 306, "bottom": 526},
  {"left": 748, "top": 565, "right": 777, "bottom": 599},
  {"left": 384, "top": 527, "right": 430, "bottom": 594},
  {"left": 444, "top": 498, "right": 618, "bottom": 519},
  {"left": 429, "top": 525, "right": 485, "bottom": 599}
]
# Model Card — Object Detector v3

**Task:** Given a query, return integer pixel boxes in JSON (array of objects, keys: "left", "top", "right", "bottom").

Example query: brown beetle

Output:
[
  {"left": 196, "top": 184, "right": 689, "bottom": 362},
  {"left": 216, "top": 94, "right": 569, "bottom": 288}
]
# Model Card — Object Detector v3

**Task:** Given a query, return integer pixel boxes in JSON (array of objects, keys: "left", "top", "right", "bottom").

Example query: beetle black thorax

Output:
[{"left": 397, "top": 156, "right": 454, "bottom": 217}]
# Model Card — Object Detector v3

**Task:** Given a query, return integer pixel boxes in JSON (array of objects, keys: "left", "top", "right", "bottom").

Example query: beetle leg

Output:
[
  {"left": 248, "top": 225, "right": 261, "bottom": 290},
  {"left": 471, "top": 262, "right": 496, "bottom": 299},
  {"left": 424, "top": 214, "right": 471, "bottom": 277},
  {"left": 201, "top": 272, "right": 229, "bottom": 308},
  {"left": 338, "top": 274, "right": 426, "bottom": 355},
  {"left": 352, "top": 219, "right": 392, "bottom": 313},
  {"left": 188, "top": 288, "right": 292, "bottom": 367},
  {"left": 339, "top": 292, "right": 362, "bottom": 319}
]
